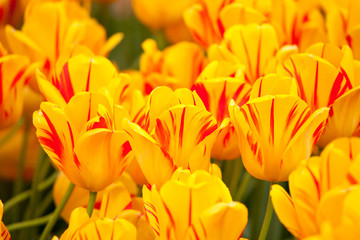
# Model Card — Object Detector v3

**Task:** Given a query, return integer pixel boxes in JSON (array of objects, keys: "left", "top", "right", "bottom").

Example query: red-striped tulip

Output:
[{"left": 229, "top": 95, "right": 329, "bottom": 182}]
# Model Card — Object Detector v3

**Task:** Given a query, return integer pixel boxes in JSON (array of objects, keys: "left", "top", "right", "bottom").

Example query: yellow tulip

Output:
[
  {"left": 53, "top": 172, "right": 137, "bottom": 222},
  {"left": 131, "top": 0, "right": 198, "bottom": 30},
  {"left": 229, "top": 95, "right": 329, "bottom": 182},
  {"left": 0, "top": 200, "right": 10, "bottom": 240},
  {"left": 192, "top": 61, "right": 252, "bottom": 160},
  {"left": 36, "top": 54, "right": 119, "bottom": 107},
  {"left": 270, "top": 0, "right": 327, "bottom": 51},
  {"left": 278, "top": 43, "right": 360, "bottom": 147},
  {"left": 183, "top": 0, "right": 267, "bottom": 49},
  {"left": 143, "top": 169, "right": 248, "bottom": 240},
  {"left": 33, "top": 92, "right": 132, "bottom": 192},
  {"left": 0, "top": 53, "right": 31, "bottom": 129},
  {"left": 140, "top": 39, "right": 207, "bottom": 92},
  {"left": 271, "top": 137, "right": 360, "bottom": 239},
  {"left": 209, "top": 23, "right": 279, "bottom": 85},
  {"left": 5, "top": 1, "right": 122, "bottom": 87},
  {"left": 58, "top": 207, "right": 136, "bottom": 240},
  {"left": 123, "top": 104, "right": 218, "bottom": 187}
]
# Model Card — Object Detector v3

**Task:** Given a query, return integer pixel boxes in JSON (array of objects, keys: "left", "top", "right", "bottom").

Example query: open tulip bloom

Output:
[{"left": 2, "top": 0, "right": 360, "bottom": 239}]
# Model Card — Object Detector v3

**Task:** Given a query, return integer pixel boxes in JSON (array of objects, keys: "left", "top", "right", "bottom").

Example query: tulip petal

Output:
[
  {"left": 64, "top": 92, "right": 112, "bottom": 133},
  {"left": 223, "top": 24, "right": 279, "bottom": 84},
  {"left": 271, "top": 184, "right": 301, "bottom": 238},
  {"left": 250, "top": 74, "right": 299, "bottom": 100},
  {"left": 33, "top": 102, "right": 79, "bottom": 177},
  {"left": 317, "top": 88, "right": 360, "bottom": 147},
  {"left": 155, "top": 105, "right": 218, "bottom": 171},
  {"left": 193, "top": 201, "right": 248, "bottom": 240},
  {"left": 123, "top": 120, "right": 175, "bottom": 187},
  {"left": 278, "top": 53, "right": 348, "bottom": 111},
  {"left": 74, "top": 128, "right": 132, "bottom": 191}
]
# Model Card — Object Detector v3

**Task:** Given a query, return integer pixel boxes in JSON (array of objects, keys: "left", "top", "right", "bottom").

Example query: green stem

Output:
[
  {"left": 4, "top": 172, "right": 58, "bottom": 213},
  {"left": 229, "top": 158, "right": 242, "bottom": 196},
  {"left": 0, "top": 117, "right": 24, "bottom": 148},
  {"left": 7, "top": 213, "right": 52, "bottom": 232},
  {"left": 13, "top": 121, "right": 30, "bottom": 195},
  {"left": 34, "top": 190, "right": 54, "bottom": 218},
  {"left": 258, "top": 182, "right": 274, "bottom": 240},
  {"left": 24, "top": 150, "right": 47, "bottom": 218},
  {"left": 87, "top": 191, "right": 97, "bottom": 217},
  {"left": 39, "top": 182, "right": 74, "bottom": 240},
  {"left": 234, "top": 172, "right": 252, "bottom": 202}
]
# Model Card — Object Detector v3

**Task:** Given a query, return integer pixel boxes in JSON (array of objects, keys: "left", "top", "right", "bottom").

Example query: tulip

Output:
[
  {"left": 277, "top": 43, "right": 360, "bottom": 147},
  {"left": 139, "top": 39, "right": 207, "bottom": 93},
  {"left": 58, "top": 207, "right": 136, "bottom": 240},
  {"left": 36, "top": 54, "right": 119, "bottom": 107},
  {"left": 184, "top": 0, "right": 267, "bottom": 49},
  {"left": 270, "top": 0, "right": 327, "bottom": 51},
  {"left": 143, "top": 169, "right": 248, "bottom": 240},
  {"left": 5, "top": 1, "right": 122, "bottom": 88},
  {"left": 229, "top": 95, "right": 329, "bottom": 182},
  {"left": 33, "top": 92, "right": 132, "bottom": 192},
  {"left": 192, "top": 61, "right": 252, "bottom": 160},
  {"left": 123, "top": 104, "right": 218, "bottom": 187},
  {"left": 271, "top": 137, "right": 360, "bottom": 239},
  {"left": 132, "top": 0, "right": 198, "bottom": 30},
  {"left": 209, "top": 24, "right": 279, "bottom": 85}
]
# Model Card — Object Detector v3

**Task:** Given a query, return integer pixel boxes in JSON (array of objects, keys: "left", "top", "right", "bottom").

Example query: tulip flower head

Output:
[
  {"left": 33, "top": 92, "right": 132, "bottom": 192},
  {"left": 229, "top": 95, "right": 329, "bottom": 182},
  {"left": 271, "top": 137, "right": 360, "bottom": 239},
  {"left": 143, "top": 169, "right": 248, "bottom": 240},
  {"left": 58, "top": 207, "right": 136, "bottom": 240}
]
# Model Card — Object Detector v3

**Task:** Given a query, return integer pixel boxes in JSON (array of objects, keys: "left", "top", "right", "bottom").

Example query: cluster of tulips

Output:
[{"left": 0, "top": 0, "right": 360, "bottom": 239}]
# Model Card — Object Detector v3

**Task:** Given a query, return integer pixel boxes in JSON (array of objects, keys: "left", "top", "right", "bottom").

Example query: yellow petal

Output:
[
  {"left": 64, "top": 92, "right": 112, "bottom": 133},
  {"left": 278, "top": 53, "right": 348, "bottom": 111},
  {"left": 123, "top": 120, "right": 175, "bottom": 187},
  {"left": 223, "top": 24, "right": 279, "bottom": 84},
  {"left": 33, "top": 102, "right": 79, "bottom": 179},
  {"left": 229, "top": 95, "right": 328, "bottom": 182},
  {"left": 192, "top": 201, "right": 248, "bottom": 240},
  {"left": 317, "top": 87, "right": 360, "bottom": 147},
  {"left": 155, "top": 105, "right": 218, "bottom": 171},
  {"left": 271, "top": 184, "right": 302, "bottom": 238},
  {"left": 250, "top": 73, "right": 299, "bottom": 100},
  {"left": 219, "top": 3, "right": 267, "bottom": 30},
  {"left": 73, "top": 128, "right": 132, "bottom": 191},
  {"left": 99, "top": 32, "right": 124, "bottom": 56}
]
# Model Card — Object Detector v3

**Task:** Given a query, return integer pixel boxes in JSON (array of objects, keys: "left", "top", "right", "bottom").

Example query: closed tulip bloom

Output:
[
  {"left": 5, "top": 1, "right": 122, "bottom": 85},
  {"left": 229, "top": 95, "right": 329, "bottom": 182},
  {"left": 270, "top": 0, "right": 327, "bottom": 51},
  {"left": 53, "top": 172, "right": 138, "bottom": 222},
  {"left": 123, "top": 104, "right": 218, "bottom": 187},
  {"left": 0, "top": 201, "right": 10, "bottom": 240},
  {"left": 305, "top": 185, "right": 360, "bottom": 240},
  {"left": 278, "top": 43, "right": 360, "bottom": 147},
  {"left": 36, "top": 54, "right": 119, "bottom": 107},
  {"left": 192, "top": 61, "right": 252, "bottom": 160},
  {"left": 58, "top": 207, "right": 136, "bottom": 240},
  {"left": 143, "top": 169, "right": 248, "bottom": 240},
  {"left": 184, "top": 0, "right": 266, "bottom": 49},
  {"left": 33, "top": 92, "right": 132, "bottom": 191},
  {"left": 209, "top": 24, "right": 279, "bottom": 85},
  {"left": 271, "top": 137, "right": 360, "bottom": 239},
  {"left": 132, "top": 0, "right": 198, "bottom": 30},
  {"left": 140, "top": 39, "right": 207, "bottom": 93}
]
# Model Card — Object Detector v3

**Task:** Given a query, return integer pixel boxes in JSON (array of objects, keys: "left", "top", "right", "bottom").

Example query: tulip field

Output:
[{"left": 0, "top": 0, "right": 360, "bottom": 239}]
